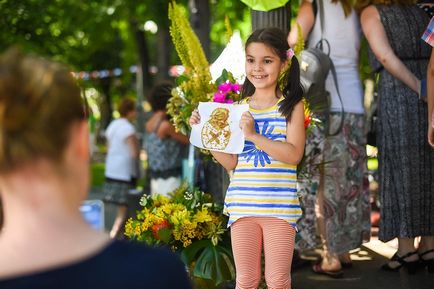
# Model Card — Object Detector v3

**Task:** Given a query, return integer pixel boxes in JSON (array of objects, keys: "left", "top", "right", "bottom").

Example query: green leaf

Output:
[
  {"left": 157, "top": 228, "right": 173, "bottom": 244},
  {"left": 180, "top": 239, "right": 210, "bottom": 264},
  {"left": 215, "top": 69, "right": 230, "bottom": 86},
  {"left": 193, "top": 244, "right": 234, "bottom": 285},
  {"left": 176, "top": 74, "right": 189, "bottom": 86},
  {"left": 181, "top": 240, "right": 234, "bottom": 286}
]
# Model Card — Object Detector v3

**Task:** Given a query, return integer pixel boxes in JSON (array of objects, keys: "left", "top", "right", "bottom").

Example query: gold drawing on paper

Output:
[{"left": 201, "top": 107, "right": 231, "bottom": 150}]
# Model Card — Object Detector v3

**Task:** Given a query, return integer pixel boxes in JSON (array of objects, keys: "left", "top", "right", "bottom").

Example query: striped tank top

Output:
[{"left": 223, "top": 97, "right": 302, "bottom": 227}]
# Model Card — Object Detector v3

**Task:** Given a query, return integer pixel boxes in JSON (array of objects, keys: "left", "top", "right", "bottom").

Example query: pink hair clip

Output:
[{"left": 286, "top": 48, "right": 295, "bottom": 59}]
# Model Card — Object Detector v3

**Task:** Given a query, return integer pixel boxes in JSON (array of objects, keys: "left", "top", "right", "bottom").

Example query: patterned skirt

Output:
[
  {"left": 296, "top": 112, "right": 371, "bottom": 254},
  {"left": 102, "top": 178, "right": 134, "bottom": 206}
]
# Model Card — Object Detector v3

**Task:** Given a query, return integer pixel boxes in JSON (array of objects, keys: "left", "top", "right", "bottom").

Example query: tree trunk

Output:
[
  {"left": 156, "top": 27, "right": 171, "bottom": 81},
  {"left": 98, "top": 77, "right": 113, "bottom": 130},
  {"left": 251, "top": 2, "right": 291, "bottom": 35},
  {"left": 132, "top": 19, "right": 152, "bottom": 95},
  {"left": 188, "top": 0, "right": 210, "bottom": 58},
  {"left": 131, "top": 19, "right": 151, "bottom": 144}
]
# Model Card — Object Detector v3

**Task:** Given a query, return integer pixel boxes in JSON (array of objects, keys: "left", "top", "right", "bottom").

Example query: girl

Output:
[{"left": 190, "top": 27, "right": 305, "bottom": 289}]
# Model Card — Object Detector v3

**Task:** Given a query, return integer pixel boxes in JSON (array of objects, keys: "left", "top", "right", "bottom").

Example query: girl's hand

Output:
[
  {"left": 189, "top": 109, "right": 201, "bottom": 126},
  {"left": 240, "top": 111, "right": 256, "bottom": 140}
]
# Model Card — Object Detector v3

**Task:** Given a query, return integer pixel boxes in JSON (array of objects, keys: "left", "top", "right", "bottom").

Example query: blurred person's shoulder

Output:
[{"left": 0, "top": 240, "right": 192, "bottom": 289}]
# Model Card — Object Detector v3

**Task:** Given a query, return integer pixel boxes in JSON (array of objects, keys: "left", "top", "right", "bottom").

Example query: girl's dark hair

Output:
[
  {"left": 241, "top": 27, "right": 303, "bottom": 121},
  {"left": 149, "top": 81, "right": 174, "bottom": 111}
]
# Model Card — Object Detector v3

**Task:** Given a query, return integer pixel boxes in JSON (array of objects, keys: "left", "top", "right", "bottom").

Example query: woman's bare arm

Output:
[
  {"left": 360, "top": 6, "right": 420, "bottom": 93},
  {"left": 287, "top": 0, "right": 315, "bottom": 47}
]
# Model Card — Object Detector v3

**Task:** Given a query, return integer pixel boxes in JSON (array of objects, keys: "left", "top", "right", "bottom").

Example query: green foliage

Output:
[
  {"left": 224, "top": 15, "right": 233, "bottom": 44},
  {"left": 90, "top": 162, "right": 105, "bottom": 187},
  {"left": 210, "top": 1, "right": 251, "bottom": 59},
  {"left": 293, "top": 22, "right": 305, "bottom": 56},
  {"left": 167, "top": 1, "right": 214, "bottom": 134},
  {"left": 181, "top": 239, "right": 235, "bottom": 287}
]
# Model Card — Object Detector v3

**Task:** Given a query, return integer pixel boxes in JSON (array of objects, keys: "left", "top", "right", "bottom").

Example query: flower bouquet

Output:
[{"left": 125, "top": 183, "right": 234, "bottom": 287}]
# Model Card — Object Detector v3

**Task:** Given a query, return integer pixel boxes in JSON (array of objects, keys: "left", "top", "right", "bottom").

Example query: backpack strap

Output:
[
  {"left": 318, "top": 0, "right": 325, "bottom": 39},
  {"left": 316, "top": 0, "right": 345, "bottom": 136}
]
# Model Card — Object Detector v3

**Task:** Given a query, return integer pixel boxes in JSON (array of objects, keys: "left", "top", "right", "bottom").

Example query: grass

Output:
[
  {"left": 90, "top": 162, "right": 105, "bottom": 187},
  {"left": 90, "top": 161, "right": 147, "bottom": 188}
]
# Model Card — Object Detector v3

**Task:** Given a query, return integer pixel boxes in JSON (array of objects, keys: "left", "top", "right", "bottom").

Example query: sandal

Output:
[
  {"left": 338, "top": 253, "right": 353, "bottom": 268},
  {"left": 419, "top": 249, "right": 434, "bottom": 273},
  {"left": 341, "top": 261, "right": 353, "bottom": 269},
  {"left": 312, "top": 263, "right": 343, "bottom": 278},
  {"left": 381, "top": 251, "right": 419, "bottom": 274}
]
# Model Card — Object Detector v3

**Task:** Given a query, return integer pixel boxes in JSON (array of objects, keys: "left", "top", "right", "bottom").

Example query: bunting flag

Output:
[{"left": 71, "top": 65, "right": 185, "bottom": 80}]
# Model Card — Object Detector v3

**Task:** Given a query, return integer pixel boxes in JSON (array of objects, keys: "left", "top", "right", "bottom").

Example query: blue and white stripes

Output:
[{"left": 224, "top": 98, "right": 302, "bottom": 227}]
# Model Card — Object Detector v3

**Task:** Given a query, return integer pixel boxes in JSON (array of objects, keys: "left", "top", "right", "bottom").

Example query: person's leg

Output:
[
  {"left": 231, "top": 217, "right": 263, "bottom": 289},
  {"left": 381, "top": 237, "right": 419, "bottom": 273},
  {"left": 315, "top": 172, "right": 342, "bottom": 272},
  {"left": 418, "top": 236, "right": 434, "bottom": 272},
  {"left": 419, "top": 236, "right": 434, "bottom": 257},
  {"left": 109, "top": 205, "right": 128, "bottom": 239},
  {"left": 261, "top": 217, "right": 295, "bottom": 289}
]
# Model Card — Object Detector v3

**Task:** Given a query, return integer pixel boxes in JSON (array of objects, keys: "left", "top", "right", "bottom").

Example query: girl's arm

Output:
[
  {"left": 360, "top": 6, "right": 420, "bottom": 93},
  {"left": 189, "top": 109, "right": 238, "bottom": 170},
  {"left": 209, "top": 151, "right": 238, "bottom": 171},
  {"left": 287, "top": 0, "right": 315, "bottom": 47},
  {"left": 240, "top": 101, "right": 305, "bottom": 165}
]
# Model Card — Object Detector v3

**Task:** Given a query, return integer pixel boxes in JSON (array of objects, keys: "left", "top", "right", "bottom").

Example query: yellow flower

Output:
[
  {"left": 124, "top": 219, "right": 134, "bottom": 237},
  {"left": 152, "top": 194, "right": 170, "bottom": 207},
  {"left": 193, "top": 207, "right": 213, "bottom": 223},
  {"left": 183, "top": 239, "right": 192, "bottom": 247},
  {"left": 170, "top": 208, "right": 191, "bottom": 226}
]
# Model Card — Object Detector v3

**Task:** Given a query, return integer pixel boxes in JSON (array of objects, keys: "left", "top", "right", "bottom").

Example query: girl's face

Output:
[{"left": 245, "top": 42, "right": 285, "bottom": 91}]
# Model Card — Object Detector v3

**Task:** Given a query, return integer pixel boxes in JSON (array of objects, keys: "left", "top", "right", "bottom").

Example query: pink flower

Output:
[
  {"left": 213, "top": 92, "right": 226, "bottom": 103},
  {"left": 218, "top": 82, "right": 232, "bottom": 93},
  {"left": 286, "top": 48, "right": 294, "bottom": 59},
  {"left": 231, "top": 83, "right": 241, "bottom": 92},
  {"left": 225, "top": 99, "right": 234, "bottom": 104}
]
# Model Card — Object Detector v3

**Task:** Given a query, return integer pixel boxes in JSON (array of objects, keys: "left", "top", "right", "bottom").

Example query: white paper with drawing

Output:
[{"left": 190, "top": 102, "right": 249, "bottom": 154}]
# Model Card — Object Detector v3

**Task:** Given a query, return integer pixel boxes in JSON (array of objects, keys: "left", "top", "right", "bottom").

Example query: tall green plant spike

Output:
[
  {"left": 224, "top": 15, "right": 233, "bottom": 44},
  {"left": 167, "top": 1, "right": 215, "bottom": 133},
  {"left": 168, "top": 2, "right": 192, "bottom": 68},
  {"left": 168, "top": 1, "right": 209, "bottom": 72},
  {"left": 294, "top": 22, "right": 304, "bottom": 57}
]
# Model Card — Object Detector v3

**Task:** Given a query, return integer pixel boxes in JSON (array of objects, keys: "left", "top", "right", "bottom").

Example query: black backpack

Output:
[
  {"left": 299, "top": 0, "right": 344, "bottom": 136},
  {"left": 299, "top": 40, "right": 332, "bottom": 113}
]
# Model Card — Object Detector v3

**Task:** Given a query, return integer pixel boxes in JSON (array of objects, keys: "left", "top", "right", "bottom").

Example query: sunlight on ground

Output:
[{"left": 363, "top": 236, "right": 397, "bottom": 259}]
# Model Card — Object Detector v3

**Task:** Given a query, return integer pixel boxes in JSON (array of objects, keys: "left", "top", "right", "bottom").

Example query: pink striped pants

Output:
[{"left": 230, "top": 216, "right": 296, "bottom": 289}]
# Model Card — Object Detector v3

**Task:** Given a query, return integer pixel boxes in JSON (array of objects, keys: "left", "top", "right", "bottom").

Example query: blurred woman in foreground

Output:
[{"left": 0, "top": 48, "right": 192, "bottom": 289}]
